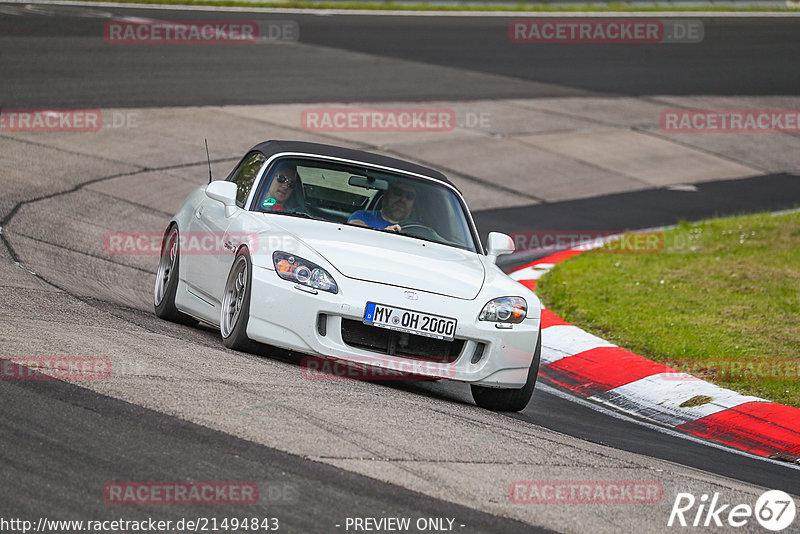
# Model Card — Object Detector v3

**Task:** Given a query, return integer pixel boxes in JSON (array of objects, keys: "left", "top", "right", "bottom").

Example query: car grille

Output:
[{"left": 340, "top": 319, "right": 464, "bottom": 363}]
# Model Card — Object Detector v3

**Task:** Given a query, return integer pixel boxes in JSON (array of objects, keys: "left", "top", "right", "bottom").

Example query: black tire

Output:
[
  {"left": 471, "top": 326, "right": 542, "bottom": 412},
  {"left": 154, "top": 225, "right": 197, "bottom": 326},
  {"left": 220, "top": 249, "right": 257, "bottom": 352}
]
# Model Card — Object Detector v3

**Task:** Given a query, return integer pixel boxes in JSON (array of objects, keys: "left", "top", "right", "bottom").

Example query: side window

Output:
[{"left": 227, "top": 152, "right": 267, "bottom": 208}]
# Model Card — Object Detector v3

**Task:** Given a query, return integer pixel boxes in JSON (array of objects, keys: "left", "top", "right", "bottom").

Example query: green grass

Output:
[
  {"left": 536, "top": 210, "right": 800, "bottom": 408},
  {"left": 79, "top": 0, "right": 800, "bottom": 12}
]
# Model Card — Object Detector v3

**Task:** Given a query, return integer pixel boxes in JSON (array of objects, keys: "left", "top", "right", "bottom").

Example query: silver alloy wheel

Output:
[
  {"left": 154, "top": 230, "right": 178, "bottom": 306},
  {"left": 221, "top": 255, "right": 248, "bottom": 338}
]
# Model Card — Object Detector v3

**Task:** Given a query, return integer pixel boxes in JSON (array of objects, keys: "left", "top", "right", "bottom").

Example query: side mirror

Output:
[
  {"left": 486, "top": 232, "right": 515, "bottom": 264},
  {"left": 205, "top": 180, "right": 238, "bottom": 207}
]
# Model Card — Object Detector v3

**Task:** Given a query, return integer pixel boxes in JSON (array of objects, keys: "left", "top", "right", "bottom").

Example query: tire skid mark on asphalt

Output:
[
  {"left": 88, "top": 187, "right": 175, "bottom": 218},
  {"left": 10, "top": 230, "right": 154, "bottom": 275},
  {"left": 1, "top": 151, "right": 237, "bottom": 265}
]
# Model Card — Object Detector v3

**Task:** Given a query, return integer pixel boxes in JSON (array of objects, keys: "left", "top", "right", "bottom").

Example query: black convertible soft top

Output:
[{"left": 252, "top": 140, "right": 456, "bottom": 190}]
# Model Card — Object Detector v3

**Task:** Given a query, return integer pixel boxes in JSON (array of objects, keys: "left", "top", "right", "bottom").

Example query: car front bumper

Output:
[{"left": 247, "top": 266, "right": 540, "bottom": 388}]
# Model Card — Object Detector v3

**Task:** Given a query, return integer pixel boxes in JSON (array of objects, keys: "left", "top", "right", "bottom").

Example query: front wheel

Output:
[
  {"left": 221, "top": 250, "right": 257, "bottom": 352},
  {"left": 471, "top": 326, "right": 541, "bottom": 412}
]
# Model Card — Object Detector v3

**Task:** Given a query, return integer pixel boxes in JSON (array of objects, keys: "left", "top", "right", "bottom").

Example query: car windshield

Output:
[{"left": 252, "top": 157, "right": 478, "bottom": 252}]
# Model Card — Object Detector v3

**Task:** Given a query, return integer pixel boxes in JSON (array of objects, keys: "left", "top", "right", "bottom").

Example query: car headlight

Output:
[
  {"left": 273, "top": 251, "right": 338, "bottom": 294},
  {"left": 479, "top": 297, "right": 526, "bottom": 323}
]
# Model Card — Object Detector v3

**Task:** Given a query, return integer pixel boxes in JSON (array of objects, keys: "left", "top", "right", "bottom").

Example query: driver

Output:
[{"left": 348, "top": 182, "right": 416, "bottom": 232}]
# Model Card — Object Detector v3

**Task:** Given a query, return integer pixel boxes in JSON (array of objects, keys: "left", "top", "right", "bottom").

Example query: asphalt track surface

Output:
[
  {"left": 2, "top": 7, "right": 800, "bottom": 107},
  {"left": 0, "top": 360, "right": 539, "bottom": 533},
  {"left": 2, "top": 5, "right": 800, "bottom": 532}
]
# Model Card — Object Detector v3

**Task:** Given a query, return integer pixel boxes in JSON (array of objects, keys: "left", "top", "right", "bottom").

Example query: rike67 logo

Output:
[{"left": 668, "top": 490, "right": 796, "bottom": 531}]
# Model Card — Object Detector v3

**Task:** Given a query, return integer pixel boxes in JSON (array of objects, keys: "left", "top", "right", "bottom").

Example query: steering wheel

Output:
[
  {"left": 400, "top": 222, "right": 465, "bottom": 248},
  {"left": 399, "top": 223, "right": 437, "bottom": 238},
  {"left": 403, "top": 222, "right": 460, "bottom": 245}
]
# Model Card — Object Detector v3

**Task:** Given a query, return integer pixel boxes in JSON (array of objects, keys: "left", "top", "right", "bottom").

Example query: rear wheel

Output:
[
  {"left": 471, "top": 326, "right": 541, "bottom": 412},
  {"left": 221, "top": 250, "right": 257, "bottom": 352},
  {"left": 154, "top": 225, "right": 196, "bottom": 325}
]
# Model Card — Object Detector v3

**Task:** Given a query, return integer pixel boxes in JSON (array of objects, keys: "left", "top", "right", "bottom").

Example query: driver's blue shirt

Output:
[{"left": 347, "top": 210, "right": 394, "bottom": 229}]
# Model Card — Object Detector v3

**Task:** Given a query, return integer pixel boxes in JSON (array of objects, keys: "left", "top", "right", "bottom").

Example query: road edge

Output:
[{"left": 510, "top": 239, "right": 800, "bottom": 463}]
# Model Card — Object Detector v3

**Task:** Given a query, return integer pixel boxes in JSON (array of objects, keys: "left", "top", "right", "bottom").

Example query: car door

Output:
[{"left": 184, "top": 151, "right": 267, "bottom": 308}]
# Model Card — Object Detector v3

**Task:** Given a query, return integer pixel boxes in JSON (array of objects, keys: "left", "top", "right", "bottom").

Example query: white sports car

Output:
[{"left": 154, "top": 141, "right": 541, "bottom": 411}]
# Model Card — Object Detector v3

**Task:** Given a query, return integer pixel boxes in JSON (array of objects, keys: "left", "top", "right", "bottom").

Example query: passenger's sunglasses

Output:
[
  {"left": 388, "top": 188, "right": 416, "bottom": 201},
  {"left": 276, "top": 174, "right": 296, "bottom": 188}
]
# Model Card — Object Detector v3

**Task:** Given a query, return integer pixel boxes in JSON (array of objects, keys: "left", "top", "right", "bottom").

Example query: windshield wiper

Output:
[
  {"left": 356, "top": 223, "right": 472, "bottom": 251},
  {"left": 265, "top": 211, "right": 316, "bottom": 220}
]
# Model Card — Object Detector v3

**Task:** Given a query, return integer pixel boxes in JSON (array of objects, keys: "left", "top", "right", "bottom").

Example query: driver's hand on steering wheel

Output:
[{"left": 385, "top": 223, "right": 402, "bottom": 232}]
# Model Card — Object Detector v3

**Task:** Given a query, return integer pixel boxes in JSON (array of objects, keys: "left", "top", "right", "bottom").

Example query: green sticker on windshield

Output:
[{"left": 262, "top": 197, "right": 277, "bottom": 208}]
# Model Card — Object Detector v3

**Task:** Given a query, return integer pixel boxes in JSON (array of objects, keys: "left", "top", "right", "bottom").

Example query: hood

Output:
[{"left": 270, "top": 218, "right": 485, "bottom": 300}]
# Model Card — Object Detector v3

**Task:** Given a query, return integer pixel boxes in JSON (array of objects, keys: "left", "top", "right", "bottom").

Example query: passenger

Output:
[
  {"left": 261, "top": 163, "right": 299, "bottom": 212},
  {"left": 348, "top": 183, "right": 416, "bottom": 232}
]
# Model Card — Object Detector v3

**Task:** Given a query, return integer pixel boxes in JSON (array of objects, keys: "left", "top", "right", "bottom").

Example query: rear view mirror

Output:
[{"left": 348, "top": 175, "right": 388, "bottom": 191}]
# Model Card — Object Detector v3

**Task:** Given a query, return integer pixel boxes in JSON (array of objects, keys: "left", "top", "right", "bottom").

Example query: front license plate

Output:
[{"left": 363, "top": 302, "right": 457, "bottom": 341}]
